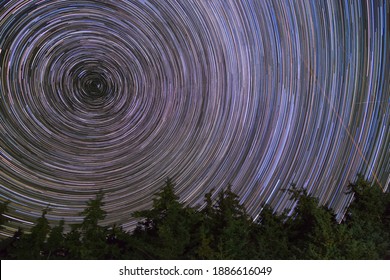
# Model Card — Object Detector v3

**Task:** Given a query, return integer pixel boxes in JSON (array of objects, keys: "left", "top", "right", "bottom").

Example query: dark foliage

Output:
[{"left": 1, "top": 176, "right": 389, "bottom": 259}]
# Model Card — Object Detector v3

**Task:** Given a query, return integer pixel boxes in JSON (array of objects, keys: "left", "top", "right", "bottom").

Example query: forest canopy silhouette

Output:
[{"left": 1, "top": 175, "right": 389, "bottom": 260}]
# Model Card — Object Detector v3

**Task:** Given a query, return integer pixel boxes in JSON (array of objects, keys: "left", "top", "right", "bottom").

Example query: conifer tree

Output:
[
  {"left": 78, "top": 191, "right": 108, "bottom": 259},
  {"left": 342, "top": 175, "right": 390, "bottom": 259},
  {"left": 199, "top": 186, "right": 253, "bottom": 259},
  {"left": 133, "top": 178, "right": 201, "bottom": 259},
  {"left": 46, "top": 219, "right": 65, "bottom": 259}
]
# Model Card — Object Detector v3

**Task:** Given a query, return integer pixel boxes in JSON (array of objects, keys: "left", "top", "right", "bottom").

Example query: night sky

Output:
[{"left": 0, "top": 0, "right": 389, "bottom": 234}]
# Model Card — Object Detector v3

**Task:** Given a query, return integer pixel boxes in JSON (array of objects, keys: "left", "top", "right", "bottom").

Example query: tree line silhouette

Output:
[{"left": 1, "top": 175, "right": 389, "bottom": 259}]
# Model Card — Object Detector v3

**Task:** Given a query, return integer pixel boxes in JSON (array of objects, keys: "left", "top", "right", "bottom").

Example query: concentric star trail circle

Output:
[{"left": 0, "top": 0, "right": 389, "bottom": 231}]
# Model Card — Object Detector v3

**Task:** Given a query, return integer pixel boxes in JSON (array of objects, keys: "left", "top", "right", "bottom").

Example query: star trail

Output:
[{"left": 0, "top": 0, "right": 389, "bottom": 233}]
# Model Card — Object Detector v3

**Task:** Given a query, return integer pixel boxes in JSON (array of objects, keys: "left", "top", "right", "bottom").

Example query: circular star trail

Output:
[{"left": 0, "top": 0, "right": 389, "bottom": 232}]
